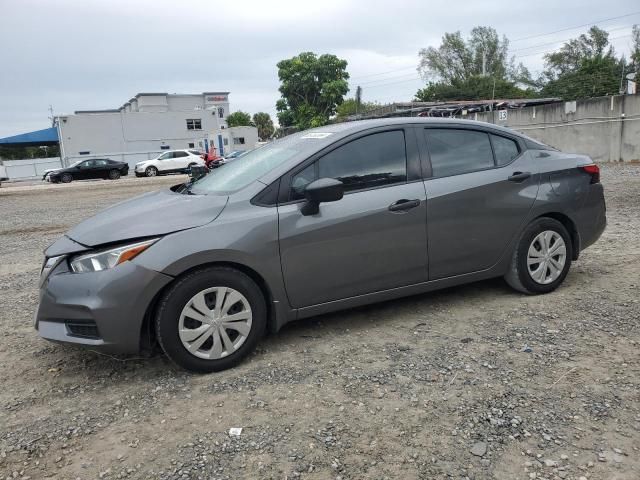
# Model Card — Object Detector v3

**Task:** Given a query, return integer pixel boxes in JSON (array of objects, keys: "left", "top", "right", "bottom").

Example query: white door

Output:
[
  {"left": 172, "top": 151, "right": 190, "bottom": 170},
  {"left": 156, "top": 152, "right": 174, "bottom": 172}
]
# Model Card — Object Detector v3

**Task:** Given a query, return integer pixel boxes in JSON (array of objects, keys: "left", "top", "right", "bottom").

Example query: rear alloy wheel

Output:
[
  {"left": 60, "top": 173, "right": 73, "bottom": 183},
  {"left": 145, "top": 166, "right": 158, "bottom": 177},
  {"left": 155, "top": 267, "right": 266, "bottom": 372},
  {"left": 505, "top": 217, "right": 572, "bottom": 294},
  {"left": 108, "top": 169, "right": 121, "bottom": 180}
]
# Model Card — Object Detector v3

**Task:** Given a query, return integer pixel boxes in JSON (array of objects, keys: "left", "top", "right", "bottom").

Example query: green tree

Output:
[
  {"left": 418, "top": 26, "right": 525, "bottom": 83},
  {"left": 540, "top": 26, "right": 625, "bottom": 100},
  {"left": 226, "top": 111, "right": 254, "bottom": 127},
  {"left": 416, "top": 26, "right": 532, "bottom": 101},
  {"left": 0, "top": 145, "right": 60, "bottom": 160},
  {"left": 543, "top": 26, "right": 613, "bottom": 77},
  {"left": 335, "top": 98, "right": 380, "bottom": 121},
  {"left": 252, "top": 112, "right": 275, "bottom": 140},
  {"left": 276, "top": 52, "right": 350, "bottom": 129},
  {"left": 415, "top": 75, "right": 533, "bottom": 102}
]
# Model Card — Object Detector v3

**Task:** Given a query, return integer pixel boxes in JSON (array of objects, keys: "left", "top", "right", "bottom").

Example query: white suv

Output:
[{"left": 134, "top": 150, "right": 204, "bottom": 177}]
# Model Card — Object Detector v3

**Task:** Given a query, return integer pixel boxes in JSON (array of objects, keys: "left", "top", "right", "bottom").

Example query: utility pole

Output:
[
  {"left": 482, "top": 50, "right": 487, "bottom": 77},
  {"left": 355, "top": 86, "right": 362, "bottom": 116},
  {"left": 619, "top": 62, "right": 626, "bottom": 95}
]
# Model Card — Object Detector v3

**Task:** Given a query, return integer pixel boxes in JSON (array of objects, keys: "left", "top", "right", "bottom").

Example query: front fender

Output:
[{"left": 133, "top": 201, "right": 294, "bottom": 330}]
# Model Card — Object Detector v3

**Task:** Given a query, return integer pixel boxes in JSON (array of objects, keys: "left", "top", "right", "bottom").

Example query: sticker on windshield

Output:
[{"left": 300, "top": 132, "right": 333, "bottom": 139}]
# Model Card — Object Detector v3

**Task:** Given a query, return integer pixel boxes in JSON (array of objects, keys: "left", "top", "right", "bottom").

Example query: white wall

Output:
[
  {"left": 58, "top": 113, "right": 126, "bottom": 154},
  {"left": 228, "top": 126, "right": 259, "bottom": 151},
  {"left": 57, "top": 93, "right": 231, "bottom": 160},
  {"left": 2, "top": 157, "right": 63, "bottom": 179}
]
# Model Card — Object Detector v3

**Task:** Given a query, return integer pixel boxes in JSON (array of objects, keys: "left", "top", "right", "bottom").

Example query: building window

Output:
[
  {"left": 188, "top": 142, "right": 195, "bottom": 148},
  {"left": 218, "top": 107, "right": 224, "bottom": 118},
  {"left": 233, "top": 137, "right": 245, "bottom": 145},
  {"left": 79, "top": 151, "right": 90, "bottom": 155},
  {"left": 186, "top": 119, "right": 202, "bottom": 130},
  {"left": 160, "top": 145, "right": 170, "bottom": 150},
  {"left": 223, "top": 138, "right": 228, "bottom": 146}
]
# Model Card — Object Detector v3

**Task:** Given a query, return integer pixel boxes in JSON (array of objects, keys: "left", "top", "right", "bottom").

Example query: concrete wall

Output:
[
  {"left": 475, "top": 94, "right": 640, "bottom": 162},
  {"left": 2, "top": 157, "right": 63, "bottom": 179}
]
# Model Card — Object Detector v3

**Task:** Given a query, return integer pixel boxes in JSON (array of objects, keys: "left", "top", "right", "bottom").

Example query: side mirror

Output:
[{"left": 301, "top": 178, "right": 344, "bottom": 216}]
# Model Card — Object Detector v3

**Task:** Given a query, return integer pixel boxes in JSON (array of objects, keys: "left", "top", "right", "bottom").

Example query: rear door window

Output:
[{"left": 424, "top": 128, "right": 494, "bottom": 177}]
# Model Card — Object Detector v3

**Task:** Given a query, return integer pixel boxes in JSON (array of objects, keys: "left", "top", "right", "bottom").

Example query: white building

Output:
[{"left": 56, "top": 92, "right": 258, "bottom": 166}]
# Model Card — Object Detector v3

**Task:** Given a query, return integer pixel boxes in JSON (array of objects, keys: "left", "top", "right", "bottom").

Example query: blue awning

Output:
[{"left": 0, "top": 127, "right": 59, "bottom": 147}]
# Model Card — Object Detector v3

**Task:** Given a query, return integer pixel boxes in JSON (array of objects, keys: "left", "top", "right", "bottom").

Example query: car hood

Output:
[{"left": 65, "top": 189, "right": 228, "bottom": 247}]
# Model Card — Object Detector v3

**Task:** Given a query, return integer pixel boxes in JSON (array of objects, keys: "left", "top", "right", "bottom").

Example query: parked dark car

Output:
[
  {"left": 44, "top": 159, "right": 129, "bottom": 183},
  {"left": 35, "top": 119, "right": 606, "bottom": 373}
]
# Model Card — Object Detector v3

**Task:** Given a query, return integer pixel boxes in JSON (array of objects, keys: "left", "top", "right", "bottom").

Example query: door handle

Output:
[
  {"left": 508, "top": 171, "right": 531, "bottom": 182},
  {"left": 388, "top": 199, "right": 421, "bottom": 212}
]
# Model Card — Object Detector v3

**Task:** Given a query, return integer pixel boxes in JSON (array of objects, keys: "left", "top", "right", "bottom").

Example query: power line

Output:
[
  {"left": 346, "top": 12, "right": 640, "bottom": 86},
  {"left": 362, "top": 77, "right": 423, "bottom": 89},
  {"left": 510, "top": 10, "right": 640, "bottom": 42},
  {"left": 352, "top": 73, "right": 421, "bottom": 87},
  {"left": 511, "top": 24, "right": 634, "bottom": 53},
  {"left": 350, "top": 66, "right": 416, "bottom": 81},
  {"left": 514, "top": 34, "right": 632, "bottom": 59}
]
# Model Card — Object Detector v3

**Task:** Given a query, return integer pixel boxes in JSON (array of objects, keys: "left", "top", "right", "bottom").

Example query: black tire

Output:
[
  {"left": 108, "top": 169, "right": 121, "bottom": 180},
  {"left": 504, "top": 217, "right": 572, "bottom": 294},
  {"left": 145, "top": 166, "right": 158, "bottom": 177},
  {"left": 155, "top": 266, "right": 267, "bottom": 373},
  {"left": 60, "top": 173, "right": 73, "bottom": 183}
]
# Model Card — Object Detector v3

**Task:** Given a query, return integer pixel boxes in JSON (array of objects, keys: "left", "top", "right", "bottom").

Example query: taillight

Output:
[{"left": 581, "top": 164, "right": 600, "bottom": 184}]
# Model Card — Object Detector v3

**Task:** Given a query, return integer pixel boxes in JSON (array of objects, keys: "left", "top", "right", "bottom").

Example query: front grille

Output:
[{"left": 66, "top": 320, "right": 100, "bottom": 339}]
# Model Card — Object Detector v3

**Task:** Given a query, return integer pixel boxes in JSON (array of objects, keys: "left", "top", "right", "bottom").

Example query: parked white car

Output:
[
  {"left": 0, "top": 161, "right": 8, "bottom": 187},
  {"left": 134, "top": 150, "right": 204, "bottom": 177}
]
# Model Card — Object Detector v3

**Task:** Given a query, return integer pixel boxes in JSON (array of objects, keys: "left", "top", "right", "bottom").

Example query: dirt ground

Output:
[{"left": 0, "top": 166, "right": 638, "bottom": 480}]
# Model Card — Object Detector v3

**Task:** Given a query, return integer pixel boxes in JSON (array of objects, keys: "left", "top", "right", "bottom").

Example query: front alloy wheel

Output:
[
  {"left": 145, "top": 166, "right": 158, "bottom": 177},
  {"left": 155, "top": 266, "right": 266, "bottom": 372}
]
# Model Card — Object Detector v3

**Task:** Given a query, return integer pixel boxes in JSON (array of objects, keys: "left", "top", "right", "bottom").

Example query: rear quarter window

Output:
[{"left": 491, "top": 134, "right": 520, "bottom": 165}]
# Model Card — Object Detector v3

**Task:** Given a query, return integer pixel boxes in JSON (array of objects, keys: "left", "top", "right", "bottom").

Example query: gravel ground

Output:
[{"left": 0, "top": 166, "right": 638, "bottom": 480}]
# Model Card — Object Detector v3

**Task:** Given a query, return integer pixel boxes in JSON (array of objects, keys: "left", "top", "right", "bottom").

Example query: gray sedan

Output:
[{"left": 35, "top": 118, "right": 606, "bottom": 372}]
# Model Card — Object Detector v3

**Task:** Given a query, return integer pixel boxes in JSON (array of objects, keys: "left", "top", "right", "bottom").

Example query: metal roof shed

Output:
[{"left": 0, "top": 127, "right": 59, "bottom": 147}]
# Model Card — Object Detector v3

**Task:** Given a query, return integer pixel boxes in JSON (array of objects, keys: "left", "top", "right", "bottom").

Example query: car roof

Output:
[{"left": 313, "top": 117, "right": 520, "bottom": 137}]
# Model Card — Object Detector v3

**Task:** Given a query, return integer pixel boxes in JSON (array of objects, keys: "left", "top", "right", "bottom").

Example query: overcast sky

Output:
[{"left": 0, "top": 0, "right": 638, "bottom": 137}]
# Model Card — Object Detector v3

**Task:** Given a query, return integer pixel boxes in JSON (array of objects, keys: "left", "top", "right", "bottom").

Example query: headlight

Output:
[{"left": 69, "top": 239, "right": 157, "bottom": 273}]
